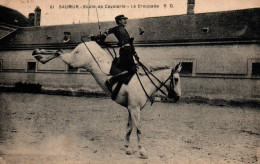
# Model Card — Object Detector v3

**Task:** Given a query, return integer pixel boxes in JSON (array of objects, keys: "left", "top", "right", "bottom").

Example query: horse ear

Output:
[{"left": 175, "top": 62, "right": 182, "bottom": 73}]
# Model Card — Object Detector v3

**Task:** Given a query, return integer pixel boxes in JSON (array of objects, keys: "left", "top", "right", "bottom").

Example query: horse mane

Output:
[
  {"left": 138, "top": 65, "right": 170, "bottom": 75},
  {"left": 149, "top": 65, "right": 170, "bottom": 72}
]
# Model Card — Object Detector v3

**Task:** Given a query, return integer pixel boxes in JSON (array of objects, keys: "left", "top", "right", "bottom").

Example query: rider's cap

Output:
[{"left": 115, "top": 15, "right": 128, "bottom": 24}]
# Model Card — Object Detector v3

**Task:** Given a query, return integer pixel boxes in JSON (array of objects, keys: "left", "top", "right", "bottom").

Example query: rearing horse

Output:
[{"left": 32, "top": 41, "right": 182, "bottom": 159}]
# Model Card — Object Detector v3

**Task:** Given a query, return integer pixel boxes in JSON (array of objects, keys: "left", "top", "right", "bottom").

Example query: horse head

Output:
[{"left": 167, "top": 63, "right": 182, "bottom": 102}]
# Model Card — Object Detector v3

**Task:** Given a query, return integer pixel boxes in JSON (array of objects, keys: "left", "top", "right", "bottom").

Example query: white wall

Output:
[{"left": 0, "top": 43, "right": 259, "bottom": 99}]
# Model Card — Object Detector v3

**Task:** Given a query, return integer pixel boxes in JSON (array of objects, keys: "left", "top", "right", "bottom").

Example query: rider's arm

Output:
[
  {"left": 93, "top": 27, "right": 116, "bottom": 45},
  {"left": 104, "top": 27, "right": 115, "bottom": 36}
]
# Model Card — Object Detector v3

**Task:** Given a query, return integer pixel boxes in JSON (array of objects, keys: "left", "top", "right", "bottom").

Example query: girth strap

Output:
[{"left": 111, "top": 81, "right": 123, "bottom": 100}]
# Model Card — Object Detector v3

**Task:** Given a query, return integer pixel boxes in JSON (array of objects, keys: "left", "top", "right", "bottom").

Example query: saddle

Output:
[
  {"left": 109, "top": 58, "right": 134, "bottom": 100},
  {"left": 111, "top": 74, "right": 133, "bottom": 100}
]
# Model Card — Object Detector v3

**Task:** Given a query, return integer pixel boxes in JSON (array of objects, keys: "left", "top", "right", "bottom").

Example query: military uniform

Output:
[
  {"left": 104, "top": 15, "right": 139, "bottom": 93},
  {"left": 106, "top": 23, "right": 136, "bottom": 73}
]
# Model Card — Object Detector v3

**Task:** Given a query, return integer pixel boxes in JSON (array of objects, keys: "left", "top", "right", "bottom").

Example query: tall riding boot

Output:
[{"left": 106, "top": 71, "right": 129, "bottom": 93}]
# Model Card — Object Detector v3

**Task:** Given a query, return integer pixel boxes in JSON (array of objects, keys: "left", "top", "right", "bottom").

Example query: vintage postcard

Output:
[{"left": 0, "top": 0, "right": 259, "bottom": 163}]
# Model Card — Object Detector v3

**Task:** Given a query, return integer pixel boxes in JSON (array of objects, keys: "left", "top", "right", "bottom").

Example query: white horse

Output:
[{"left": 32, "top": 41, "right": 182, "bottom": 159}]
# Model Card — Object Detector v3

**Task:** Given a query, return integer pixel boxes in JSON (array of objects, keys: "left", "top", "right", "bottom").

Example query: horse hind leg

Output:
[
  {"left": 125, "top": 111, "right": 134, "bottom": 155},
  {"left": 136, "top": 122, "right": 148, "bottom": 159},
  {"left": 125, "top": 115, "right": 132, "bottom": 145}
]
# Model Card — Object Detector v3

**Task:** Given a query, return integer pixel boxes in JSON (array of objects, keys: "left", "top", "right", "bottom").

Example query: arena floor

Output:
[{"left": 0, "top": 93, "right": 259, "bottom": 164}]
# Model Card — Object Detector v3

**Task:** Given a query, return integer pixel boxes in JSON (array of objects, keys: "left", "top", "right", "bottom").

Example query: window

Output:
[
  {"left": 174, "top": 58, "right": 195, "bottom": 76},
  {"left": 27, "top": 61, "right": 36, "bottom": 72},
  {"left": 45, "top": 35, "right": 52, "bottom": 39},
  {"left": 248, "top": 59, "right": 260, "bottom": 77},
  {"left": 201, "top": 27, "right": 210, "bottom": 33},
  {"left": 252, "top": 63, "right": 260, "bottom": 76},
  {"left": 180, "top": 62, "right": 193, "bottom": 74}
]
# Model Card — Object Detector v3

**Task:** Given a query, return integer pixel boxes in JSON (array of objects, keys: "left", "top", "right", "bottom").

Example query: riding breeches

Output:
[{"left": 118, "top": 46, "right": 136, "bottom": 74}]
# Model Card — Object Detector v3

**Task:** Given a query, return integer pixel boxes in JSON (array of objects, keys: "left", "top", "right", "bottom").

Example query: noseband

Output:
[{"left": 159, "top": 69, "right": 176, "bottom": 100}]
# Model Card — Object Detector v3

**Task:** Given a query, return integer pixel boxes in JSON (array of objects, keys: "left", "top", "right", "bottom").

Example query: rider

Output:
[{"left": 102, "top": 15, "right": 139, "bottom": 93}]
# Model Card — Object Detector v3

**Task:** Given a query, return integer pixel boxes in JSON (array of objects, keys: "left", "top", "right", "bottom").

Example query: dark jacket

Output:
[
  {"left": 107, "top": 24, "right": 131, "bottom": 47},
  {"left": 107, "top": 24, "right": 137, "bottom": 73}
]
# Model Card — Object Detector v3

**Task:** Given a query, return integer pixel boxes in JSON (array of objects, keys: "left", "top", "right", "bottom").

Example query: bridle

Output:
[
  {"left": 79, "top": 36, "right": 180, "bottom": 103},
  {"left": 136, "top": 62, "right": 180, "bottom": 104},
  {"left": 161, "top": 69, "right": 176, "bottom": 99}
]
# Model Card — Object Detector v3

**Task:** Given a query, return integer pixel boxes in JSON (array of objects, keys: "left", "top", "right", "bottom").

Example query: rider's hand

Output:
[
  {"left": 135, "top": 56, "right": 139, "bottom": 61},
  {"left": 134, "top": 55, "right": 139, "bottom": 63},
  {"left": 134, "top": 57, "right": 139, "bottom": 65},
  {"left": 91, "top": 34, "right": 107, "bottom": 46},
  {"left": 99, "top": 34, "right": 106, "bottom": 42}
]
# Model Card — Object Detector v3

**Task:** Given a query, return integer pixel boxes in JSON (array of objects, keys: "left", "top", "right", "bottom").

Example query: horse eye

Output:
[{"left": 174, "top": 78, "right": 179, "bottom": 83}]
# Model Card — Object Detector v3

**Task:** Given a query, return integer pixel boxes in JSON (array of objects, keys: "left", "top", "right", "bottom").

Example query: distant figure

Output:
[{"left": 103, "top": 15, "right": 139, "bottom": 93}]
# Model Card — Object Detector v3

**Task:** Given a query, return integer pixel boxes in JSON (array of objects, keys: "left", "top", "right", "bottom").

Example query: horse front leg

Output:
[
  {"left": 129, "top": 106, "right": 148, "bottom": 159},
  {"left": 125, "top": 110, "right": 134, "bottom": 155},
  {"left": 137, "top": 128, "right": 147, "bottom": 159}
]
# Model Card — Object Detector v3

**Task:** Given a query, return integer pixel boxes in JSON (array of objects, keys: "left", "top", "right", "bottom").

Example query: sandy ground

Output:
[{"left": 0, "top": 92, "right": 259, "bottom": 164}]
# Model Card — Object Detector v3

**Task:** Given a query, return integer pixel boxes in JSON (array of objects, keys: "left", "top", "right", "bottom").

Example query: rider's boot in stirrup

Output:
[{"left": 105, "top": 71, "right": 129, "bottom": 93}]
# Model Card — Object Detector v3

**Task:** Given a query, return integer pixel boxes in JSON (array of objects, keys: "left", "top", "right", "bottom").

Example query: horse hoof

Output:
[
  {"left": 139, "top": 147, "right": 148, "bottom": 159},
  {"left": 125, "top": 147, "right": 134, "bottom": 155},
  {"left": 140, "top": 152, "right": 148, "bottom": 159}
]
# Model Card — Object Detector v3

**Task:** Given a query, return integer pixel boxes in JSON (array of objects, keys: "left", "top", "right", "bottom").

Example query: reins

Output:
[
  {"left": 83, "top": 10, "right": 176, "bottom": 103},
  {"left": 139, "top": 61, "right": 173, "bottom": 95},
  {"left": 136, "top": 72, "right": 154, "bottom": 105},
  {"left": 136, "top": 61, "right": 175, "bottom": 104},
  {"left": 81, "top": 36, "right": 112, "bottom": 76},
  {"left": 80, "top": 37, "right": 175, "bottom": 104}
]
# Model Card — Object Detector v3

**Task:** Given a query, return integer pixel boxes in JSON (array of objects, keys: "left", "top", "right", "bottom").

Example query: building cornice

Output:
[{"left": 1, "top": 39, "right": 259, "bottom": 50}]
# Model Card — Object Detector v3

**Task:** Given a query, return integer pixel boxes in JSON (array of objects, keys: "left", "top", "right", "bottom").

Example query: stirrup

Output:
[{"left": 105, "top": 80, "right": 112, "bottom": 93}]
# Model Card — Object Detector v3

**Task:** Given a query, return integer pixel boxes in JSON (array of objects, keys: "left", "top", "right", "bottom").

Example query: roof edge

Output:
[
  {"left": 17, "top": 7, "right": 260, "bottom": 29},
  {"left": 1, "top": 38, "right": 259, "bottom": 50}
]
